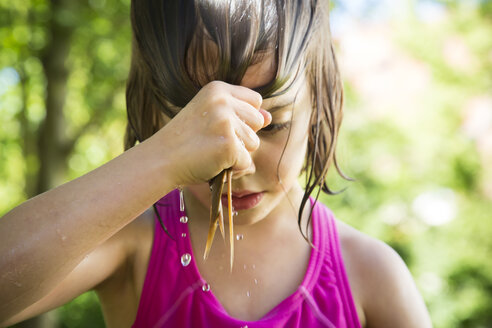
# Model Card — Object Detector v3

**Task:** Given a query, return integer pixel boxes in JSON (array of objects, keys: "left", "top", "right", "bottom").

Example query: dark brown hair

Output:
[{"left": 125, "top": 0, "right": 349, "bottom": 239}]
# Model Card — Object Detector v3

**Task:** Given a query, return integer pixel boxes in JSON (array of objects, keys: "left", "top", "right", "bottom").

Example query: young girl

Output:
[{"left": 0, "top": 0, "right": 432, "bottom": 327}]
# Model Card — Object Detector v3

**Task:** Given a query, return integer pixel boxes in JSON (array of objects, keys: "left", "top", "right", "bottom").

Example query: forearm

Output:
[{"left": 0, "top": 138, "right": 175, "bottom": 319}]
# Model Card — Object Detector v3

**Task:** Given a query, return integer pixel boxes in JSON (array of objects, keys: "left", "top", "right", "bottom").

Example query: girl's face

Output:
[{"left": 186, "top": 56, "right": 312, "bottom": 226}]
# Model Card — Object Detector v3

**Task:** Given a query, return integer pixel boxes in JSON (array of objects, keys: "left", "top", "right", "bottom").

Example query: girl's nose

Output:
[{"left": 232, "top": 160, "right": 256, "bottom": 179}]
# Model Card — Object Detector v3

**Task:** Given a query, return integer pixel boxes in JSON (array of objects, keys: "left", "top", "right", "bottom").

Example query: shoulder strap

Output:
[{"left": 325, "top": 208, "right": 362, "bottom": 328}]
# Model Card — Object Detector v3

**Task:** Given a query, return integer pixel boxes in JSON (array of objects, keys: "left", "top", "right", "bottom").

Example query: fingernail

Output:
[{"left": 260, "top": 109, "right": 272, "bottom": 127}]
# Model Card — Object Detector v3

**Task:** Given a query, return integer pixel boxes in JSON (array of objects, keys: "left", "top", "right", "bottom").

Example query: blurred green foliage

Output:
[
  {"left": 1, "top": 0, "right": 491, "bottom": 327},
  {"left": 58, "top": 292, "right": 104, "bottom": 328},
  {"left": 325, "top": 1, "right": 492, "bottom": 327}
]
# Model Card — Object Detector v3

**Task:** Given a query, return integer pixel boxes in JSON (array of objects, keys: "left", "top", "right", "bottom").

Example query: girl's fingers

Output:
[
  {"left": 232, "top": 134, "right": 253, "bottom": 171},
  {"left": 259, "top": 108, "right": 272, "bottom": 128},
  {"left": 234, "top": 119, "right": 260, "bottom": 152},
  {"left": 164, "top": 80, "right": 267, "bottom": 185},
  {"left": 228, "top": 84, "right": 263, "bottom": 109},
  {"left": 231, "top": 98, "right": 265, "bottom": 132}
]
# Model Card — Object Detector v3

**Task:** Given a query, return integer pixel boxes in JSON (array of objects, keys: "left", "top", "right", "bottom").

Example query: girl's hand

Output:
[{"left": 150, "top": 81, "right": 271, "bottom": 187}]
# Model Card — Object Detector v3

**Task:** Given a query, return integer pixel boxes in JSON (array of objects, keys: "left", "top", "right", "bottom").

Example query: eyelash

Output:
[{"left": 259, "top": 122, "right": 291, "bottom": 134}]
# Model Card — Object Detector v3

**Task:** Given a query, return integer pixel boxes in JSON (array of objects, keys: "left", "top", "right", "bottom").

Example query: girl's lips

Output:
[{"left": 220, "top": 192, "right": 264, "bottom": 210}]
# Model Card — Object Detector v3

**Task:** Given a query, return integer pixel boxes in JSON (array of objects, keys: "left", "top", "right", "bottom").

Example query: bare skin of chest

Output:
[{"left": 189, "top": 219, "right": 312, "bottom": 321}]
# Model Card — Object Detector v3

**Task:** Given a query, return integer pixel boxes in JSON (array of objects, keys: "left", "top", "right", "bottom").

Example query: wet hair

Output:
[{"left": 125, "top": 0, "right": 350, "bottom": 240}]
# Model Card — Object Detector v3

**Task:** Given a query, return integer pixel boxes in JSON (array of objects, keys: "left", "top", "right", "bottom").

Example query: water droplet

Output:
[
  {"left": 236, "top": 234, "right": 244, "bottom": 240},
  {"left": 254, "top": 278, "right": 258, "bottom": 285},
  {"left": 241, "top": 326, "right": 249, "bottom": 328},
  {"left": 246, "top": 291, "right": 251, "bottom": 297},
  {"left": 180, "top": 216, "right": 188, "bottom": 223},
  {"left": 233, "top": 211, "right": 238, "bottom": 216},
  {"left": 202, "top": 111, "right": 208, "bottom": 117},
  {"left": 181, "top": 233, "right": 187, "bottom": 237},
  {"left": 55, "top": 228, "right": 67, "bottom": 242},
  {"left": 181, "top": 253, "right": 191, "bottom": 266},
  {"left": 179, "top": 188, "right": 185, "bottom": 212},
  {"left": 252, "top": 264, "right": 256, "bottom": 269},
  {"left": 13, "top": 281, "right": 22, "bottom": 287},
  {"left": 202, "top": 283, "right": 210, "bottom": 292},
  {"left": 243, "top": 264, "right": 247, "bottom": 270}
]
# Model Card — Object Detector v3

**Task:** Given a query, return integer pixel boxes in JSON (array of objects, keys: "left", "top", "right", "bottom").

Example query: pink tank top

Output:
[{"left": 132, "top": 189, "right": 361, "bottom": 328}]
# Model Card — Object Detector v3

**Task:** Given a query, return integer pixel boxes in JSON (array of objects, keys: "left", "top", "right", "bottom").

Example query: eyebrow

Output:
[{"left": 265, "top": 99, "right": 296, "bottom": 113}]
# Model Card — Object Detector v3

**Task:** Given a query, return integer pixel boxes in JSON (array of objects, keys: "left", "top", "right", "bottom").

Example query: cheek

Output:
[{"left": 278, "top": 126, "right": 309, "bottom": 184}]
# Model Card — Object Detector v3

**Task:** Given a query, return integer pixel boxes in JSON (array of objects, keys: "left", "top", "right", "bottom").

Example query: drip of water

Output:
[
  {"left": 246, "top": 291, "right": 251, "bottom": 297},
  {"left": 55, "top": 228, "right": 67, "bottom": 242},
  {"left": 233, "top": 211, "right": 239, "bottom": 216},
  {"left": 180, "top": 216, "right": 188, "bottom": 223},
  {"left": 202, "top": 283, "right": 211, "bottom": 292},
  {"left": 181, "top": 233, "right": 187, "bottom": 238},
  {"left": 202, "top": 111, "right": 208, "bottom": 117},
  {"left": 181, "top": 253, "right": 191, "bottom": 267},
  {"left": 254, "top": 278, "right": 258, "bottom": 285},
  {"left": 236, "top": 234, "right": 244, "bottom": 241},
  {"left": 243, "top": 264, "right": 247, "bottom": 270},
  {"left": 179, "top": 188, "right": 185, "bottom": 212},
  {"left": 252, "top": 264, "right": 256, "bottom": 270}
]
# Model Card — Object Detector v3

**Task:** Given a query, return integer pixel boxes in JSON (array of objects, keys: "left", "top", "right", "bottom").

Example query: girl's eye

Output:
[{"left": 259, "top": 122, "right": 291, "bottom": 134}]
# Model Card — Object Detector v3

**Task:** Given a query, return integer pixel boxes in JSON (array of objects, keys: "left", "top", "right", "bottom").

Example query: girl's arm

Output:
[
  {"left": 0, "top": 139, "right": 176, "bottom": 324},
  {"left": 0, "top": 81, "right": 268, "bottom": 323},
  {"left": 0, "top": 209, "right": 153, "bottom": 326}
]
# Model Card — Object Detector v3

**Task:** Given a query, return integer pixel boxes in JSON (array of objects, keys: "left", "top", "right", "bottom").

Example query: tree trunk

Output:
[
  {"left": 36, "top": 0, "right": 74, "bottom": 193},
  {"left": 14, "top": 1, "right": 75, "bottom": 327}
]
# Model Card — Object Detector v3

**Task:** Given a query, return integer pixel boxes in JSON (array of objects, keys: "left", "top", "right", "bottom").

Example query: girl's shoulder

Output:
[{"left": 335, "top": 219, "right": 432, "bottom": 327}]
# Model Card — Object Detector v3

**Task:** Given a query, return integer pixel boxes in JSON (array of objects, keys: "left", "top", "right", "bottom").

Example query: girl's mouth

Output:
[{"left": 220, "top": 191, "right": 264, "bottom": 210}]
